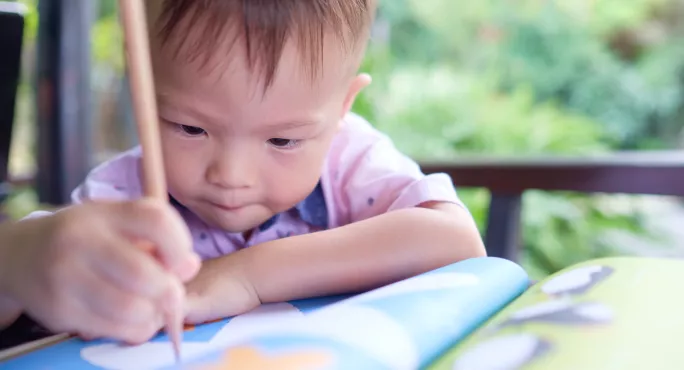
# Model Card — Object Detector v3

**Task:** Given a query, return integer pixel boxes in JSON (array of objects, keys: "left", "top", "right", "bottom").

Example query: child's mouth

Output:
[{"left": 210, "top": 202, "right": 246, "bottom": 212}]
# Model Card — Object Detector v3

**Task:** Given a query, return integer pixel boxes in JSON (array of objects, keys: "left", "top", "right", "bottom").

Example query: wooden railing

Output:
[{"left": 421, "top": 151, "right": 684, "bottom": 260}]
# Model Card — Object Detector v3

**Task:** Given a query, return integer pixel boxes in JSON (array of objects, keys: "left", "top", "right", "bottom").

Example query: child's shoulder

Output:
[
  {"left": 330, "top": 112, "right": 395, "bottom": 157},
  {"left": 70, "top": 147, "right": 144, "bottom": 203},
  {"left": 85, "top": 146, "right": 143, "bottom": 183},
  {"left": 337, "top": 112, "right": 389, "bottom": 141}
]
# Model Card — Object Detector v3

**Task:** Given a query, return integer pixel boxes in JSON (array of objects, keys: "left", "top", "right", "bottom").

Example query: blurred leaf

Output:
[
  {"left": 16, "top": 0, "right": 38, "bottom": 42},
  {"left": 92, "top": 13, "right": 123, "bottom": 72}
]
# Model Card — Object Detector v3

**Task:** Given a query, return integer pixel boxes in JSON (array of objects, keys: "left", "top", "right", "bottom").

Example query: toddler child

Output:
[{"left": 7, "top": 0, "right": 486, "bottom": 339}]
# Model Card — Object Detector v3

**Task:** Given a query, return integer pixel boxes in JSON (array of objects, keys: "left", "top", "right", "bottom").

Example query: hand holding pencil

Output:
[
  {"left": 0, "top": 0, "right": 198, "bottom": 362},
  {"left": 117, "top": 0, "right": 190, "bottom": 361}
]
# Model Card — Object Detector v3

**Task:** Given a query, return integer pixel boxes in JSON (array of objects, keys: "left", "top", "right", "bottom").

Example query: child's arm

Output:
[
  {"left": 253, "top": 201, "right": 483, "bottom": 300},
  {"left": 185, "top": 201, "right": 484, "bottom": 323},
  {"left": 0, "top": 220, "right": 37, "bottom": 328},
  {"left": 0, "top": 291, "right": 21, "bottom": 329}
]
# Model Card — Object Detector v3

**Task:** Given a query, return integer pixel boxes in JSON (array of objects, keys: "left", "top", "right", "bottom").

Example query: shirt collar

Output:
[
  {"left": 169, "top": 181, "right": 329, "bottom": 232},
  {"left": 259, "top": 181, "right": 329, "bottom": 231}
]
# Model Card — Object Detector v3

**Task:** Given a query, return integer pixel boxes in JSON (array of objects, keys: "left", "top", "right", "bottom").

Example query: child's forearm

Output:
[
  {"left": 0, "top": 223, "right": 23, "bottom": 328},
  {"left": 0, "top": 294, "right": 21, "bottom": 329},
  {"left": 238, "top": 202, "right": 486, "bottom": 303}
]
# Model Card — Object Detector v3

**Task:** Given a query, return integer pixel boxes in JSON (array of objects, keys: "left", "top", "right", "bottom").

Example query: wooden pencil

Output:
[
  {"left": 118, "top": 0, "right": 167, "bottom": 199},
  {"left": 0, "top": 333, "right": 70, "bottom": 361},
  {"left": 117, "top": 0, "right": 183, "bottom": 362}
]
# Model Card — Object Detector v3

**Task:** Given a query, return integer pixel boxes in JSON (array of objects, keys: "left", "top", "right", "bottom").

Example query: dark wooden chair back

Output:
[{"left": 0, "top": 3, "right": 26, "bottom": 206}]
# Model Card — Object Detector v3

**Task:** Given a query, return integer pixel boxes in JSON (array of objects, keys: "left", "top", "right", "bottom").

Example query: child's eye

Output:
[
  {"left": 179, "top": 124, "right": 206, "bottom": 136},
  {"left": 268, "top": 138, "right": 300, "bottom": 149}
]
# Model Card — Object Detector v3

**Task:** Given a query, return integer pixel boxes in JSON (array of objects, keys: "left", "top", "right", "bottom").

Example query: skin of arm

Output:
[
  {"left": 0, "top": 296, "right": 22, "bottom": 329},
  {"left": 0, "top": 221, "right": 30, "bottom": 329},
  {"left": 186, "top": 201, "right": 486, "bottom": 321}
]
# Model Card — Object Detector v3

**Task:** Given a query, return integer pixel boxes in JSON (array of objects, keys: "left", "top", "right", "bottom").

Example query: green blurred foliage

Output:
[
  {"left": 354, "top": 0, "right": 680, "bottom": 279},
  {"left": 92, "top": 13, "right": 123, "bottom": 72},
  {"left": 17, "top": 0, "right": 123, "bottom": 69},
  {"left": 494, "top": 3, "right": 684, "bottom": 148},
  {"left": 368, "top": 0, "right": 684, "bottom": 149}
]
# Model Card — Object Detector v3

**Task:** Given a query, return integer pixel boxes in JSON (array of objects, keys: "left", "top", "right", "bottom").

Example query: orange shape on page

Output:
[
  {"left": 199, "top": 346, "right": 334, "bottom": 370},
  {"left": 184, "top": 317, "right": 225, "bottom": 332}
]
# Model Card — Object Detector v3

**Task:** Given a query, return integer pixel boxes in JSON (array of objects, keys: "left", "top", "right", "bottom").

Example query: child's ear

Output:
[{"left": 340, "top": 73, "right": 372, "bottom": 118}]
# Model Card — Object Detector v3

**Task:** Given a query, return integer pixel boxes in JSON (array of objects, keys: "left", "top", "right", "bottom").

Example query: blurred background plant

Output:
[{"left": 7, "top": 0, "right": 684, "bottom": 280}]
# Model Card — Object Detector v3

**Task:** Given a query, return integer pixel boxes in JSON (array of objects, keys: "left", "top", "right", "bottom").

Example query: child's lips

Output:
[{"left": 210, "top": 202, "right": 246, "bottom": 212}]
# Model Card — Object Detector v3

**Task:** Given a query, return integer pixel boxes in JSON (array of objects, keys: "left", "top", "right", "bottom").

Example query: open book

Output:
[{"left": 1, "top": 256, "right": 682, "bottom": 369}]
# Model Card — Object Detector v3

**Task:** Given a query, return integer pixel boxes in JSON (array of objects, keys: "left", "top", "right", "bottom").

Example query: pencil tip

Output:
[{"left": 173, "top": 340, "right": 181, "bottom": 362}]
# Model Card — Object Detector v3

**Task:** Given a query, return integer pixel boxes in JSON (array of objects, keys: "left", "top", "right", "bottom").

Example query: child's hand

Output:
[
  {"left": 183, "top": 257, "right": 261, "bottom": 324},
  {"left": 0, "top": 199, "right": 201, "bottom": 344}
]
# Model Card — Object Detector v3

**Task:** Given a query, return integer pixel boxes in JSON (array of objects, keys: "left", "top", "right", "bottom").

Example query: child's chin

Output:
[
  {"left": 197, "top": 206, "right": 273, "bottom": 233},
  {"left": 210, "top": 216, "right": 261, "bottom": 234}
]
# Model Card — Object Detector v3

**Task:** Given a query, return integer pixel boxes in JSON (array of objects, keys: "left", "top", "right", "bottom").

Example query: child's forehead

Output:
[{"left": 152, "top": 38, "right": 348, "bottom": 128}]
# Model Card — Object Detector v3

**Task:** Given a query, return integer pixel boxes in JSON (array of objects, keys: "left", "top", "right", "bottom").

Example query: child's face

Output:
[{"left": 150, "top": 26, "right": 369, "bottom": 233}]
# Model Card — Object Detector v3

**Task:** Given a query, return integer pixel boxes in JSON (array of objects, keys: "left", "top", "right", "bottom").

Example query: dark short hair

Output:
[{"left": 155, "top": 0, "right": 376, "bottom": 89}]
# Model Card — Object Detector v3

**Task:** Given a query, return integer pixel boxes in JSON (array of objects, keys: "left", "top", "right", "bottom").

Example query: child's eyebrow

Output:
[
  {"left": 265, "top": 119, "right": 322, "bottom": 130},
  {"left": 156, "top": 93, "right": 215, "bottom": 123}
]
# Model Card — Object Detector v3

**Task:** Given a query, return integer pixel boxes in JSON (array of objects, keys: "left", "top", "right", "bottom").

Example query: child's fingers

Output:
[
  {"left": 159, "top": 275, "right": 185, "bottom": 314},
  {"left": 83, "top": 309, "right": 164, "bottom": 345},
  {"left": 182, "top": 293, "right": 203, "bottom": 325},
  {"left": 89, "top": 233, "right": 177, "bottom": 299},
  {"left": 79, "top": 269, "right": 159, "bottom": 325},
  {"left": 183, "top": 293, "right": 217, "bottom": 325},
  {"left": 104, "top": 199, "right": 200, "bottom": 280}
]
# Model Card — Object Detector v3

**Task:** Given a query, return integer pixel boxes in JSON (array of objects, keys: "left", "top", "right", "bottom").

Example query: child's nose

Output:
[{"left": 205, "top": 154, "right": 254, "bottom": 189}]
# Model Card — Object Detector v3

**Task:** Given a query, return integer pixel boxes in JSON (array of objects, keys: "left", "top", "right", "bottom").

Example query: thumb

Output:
[{"left": 183, "top": 293, "right": 215, "bottom": 325}]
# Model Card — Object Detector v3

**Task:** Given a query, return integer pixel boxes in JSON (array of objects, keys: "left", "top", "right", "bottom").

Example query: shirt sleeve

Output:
[
  {"left": 70, "top": 147, "right": 144, "bottom": 204},
  {"left": 323, "top": 113, "right": 466, "bottom": 227},
  {"left": 18, "top": 148, "right": 143, "bottom": 221}
]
